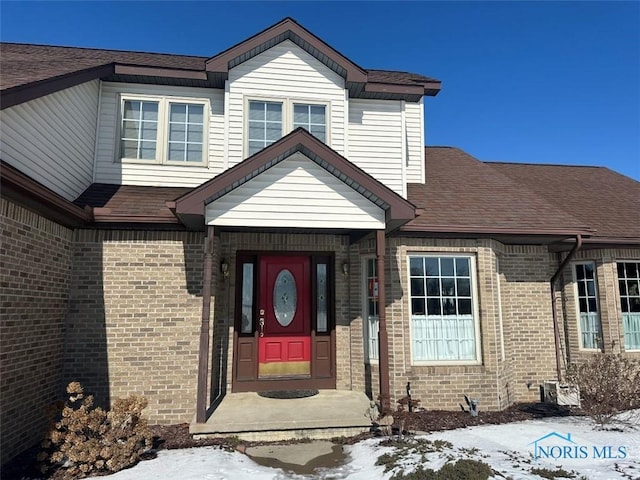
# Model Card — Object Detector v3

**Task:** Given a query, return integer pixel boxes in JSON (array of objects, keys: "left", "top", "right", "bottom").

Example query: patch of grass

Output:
[
  {"left": 376, "top": 438, "right": 455, "bottom": 472},
  {"left": 390, "top": 459, "right": 495, "bottom": 480},
  {"left": 530, "top": 466, "right": 576, "bottom": 479}
]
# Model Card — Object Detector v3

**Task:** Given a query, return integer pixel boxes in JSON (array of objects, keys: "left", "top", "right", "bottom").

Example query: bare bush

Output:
[
  {"left": 39, "top": 382, "right": 153, "bottom": 478},
  {"left": 566, "top": 354, "right": 640, "bottom": 428}
]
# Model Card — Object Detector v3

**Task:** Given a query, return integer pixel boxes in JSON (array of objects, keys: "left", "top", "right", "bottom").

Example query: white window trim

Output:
[
  {"left": 407, "top": 253, "right": 482, "bottom": 366},
  {"left": 117, "top": 93, "right": 210, "bottom": 167},
  {"left": 572, "top": 261, "right": 602, "bottom": 351},
  {"left": 243, "top": 95, "right": 331, "bottom": 158},
  {"left": 362, "top": 256, "right": 378, "bottom": 364},
  {"left": 617, "top": 259, "right": 640, "bottom": 352}
]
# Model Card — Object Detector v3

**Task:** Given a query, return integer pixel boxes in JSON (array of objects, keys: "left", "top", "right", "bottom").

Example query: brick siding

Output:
[
  {"left": 65, "top": 229, "right": 206, "bottom": 424},
  {"left": 0, "top": 198, "right": 73, "bottom": 465}
]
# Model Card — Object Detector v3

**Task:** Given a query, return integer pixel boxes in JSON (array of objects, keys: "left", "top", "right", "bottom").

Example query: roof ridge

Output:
[{"left": 486, "top": 160, "right": 607, "bottom": 170}]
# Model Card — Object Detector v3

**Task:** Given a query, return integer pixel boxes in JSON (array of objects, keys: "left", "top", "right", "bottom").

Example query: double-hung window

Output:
[
  {"left": 293, "top": 104, "right": 326, "bottom": 142},
  {"left": 120, "top": 96, "right": 207, "bottom": 165},
  {"left": 573, "top": 262, "right": 602, "bottom": 350},
  {"left": 409, "top": 255, "right": 479, "bottom": 363},
  {"left": 248, "top": 101, "right": 283, "bottom": 155},
  {"left": 246, "top": 99, "right": 328, "bottom": 156},
  {"left": 617, "top": 261, "right": 640, "bottom": 350}
]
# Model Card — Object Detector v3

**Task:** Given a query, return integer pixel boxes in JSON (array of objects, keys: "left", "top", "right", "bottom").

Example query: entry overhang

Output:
[{"left": 174, "top": 128, "right": 416, "bottom": 232}]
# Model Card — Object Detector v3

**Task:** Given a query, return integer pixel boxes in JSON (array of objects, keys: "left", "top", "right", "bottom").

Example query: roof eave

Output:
[
  {"left": 0, "top": 160, "right": 92, "bottom": 227},
  {"left": 1, "top": 63, "right": 114, "bottom": 110}
]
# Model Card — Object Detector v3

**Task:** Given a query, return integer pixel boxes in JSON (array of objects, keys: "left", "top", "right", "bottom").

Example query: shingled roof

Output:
[
  {"left": 488, "top": 162, "right": 640, "bottom": 242},
  {"left": 404, "top": 147, "right": 639, "bottom": 244},
  {"left": 0, "top": 18, "right": 440, "bottom": 108}
]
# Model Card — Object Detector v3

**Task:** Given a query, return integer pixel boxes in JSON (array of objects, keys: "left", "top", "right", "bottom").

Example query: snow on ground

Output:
[{"left": 103, "top": 413, "right": 640, "bottom": 480}]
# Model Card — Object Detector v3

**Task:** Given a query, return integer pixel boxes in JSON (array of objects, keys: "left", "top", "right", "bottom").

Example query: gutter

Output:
[{"left": 550, "top": 234, "right": 582, "bottom": 382}]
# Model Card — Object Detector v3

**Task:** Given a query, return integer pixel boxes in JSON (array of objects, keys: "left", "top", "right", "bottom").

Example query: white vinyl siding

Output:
[
  {"left": 405, "top": 99, "right": 425, "bottom": 184},
  {"left": 0, "top": 80, "right": 100, "bottom": 200},
  {"left": 617, "top": 261, "right": 640, "bottom": 351},
  {"left": 409, "top": 255, "right": 480, "bottom": 363},
  {"left": 573, "top": 262, "right": 602, "bottom": 350},
  {"left": 95, "top": 82, "right": 224, "bottom": 187},
  {"left": 348, "top": 99, "right": 404, "bottom": 196},
  {"left": 205, "top": 152, "right": 385, "bottom": 229},
  {"left": 227, "top": 40, "right": 345, "bottom": 166}
]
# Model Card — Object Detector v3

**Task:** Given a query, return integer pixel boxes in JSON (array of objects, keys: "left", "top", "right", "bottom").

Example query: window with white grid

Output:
[
  {"left": 617, "top": 261, "right": 640, "bottom": 351},
  {"left": 573, "top": 262, "right": 602, "bottom": 350},
  {"left": 409, "top": 255, "right": 479, "bottom": 362},
  {"left": 119, "top": 96, "right": 208, "bottom": 165}
]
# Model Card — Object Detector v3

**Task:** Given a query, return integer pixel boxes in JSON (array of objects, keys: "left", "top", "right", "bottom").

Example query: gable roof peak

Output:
[{"left": 205, "top": 17, "right": 367, "bottom": 84}]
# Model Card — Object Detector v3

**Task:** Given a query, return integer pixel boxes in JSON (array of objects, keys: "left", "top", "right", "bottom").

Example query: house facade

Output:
[{"left": 1, "top": 18, "right": 639, "bottom": 465}]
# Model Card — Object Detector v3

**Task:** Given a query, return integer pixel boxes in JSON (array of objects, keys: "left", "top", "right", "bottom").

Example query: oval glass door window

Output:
[{"left": 274, "top": 269, "right": 297, "bottom": 327}]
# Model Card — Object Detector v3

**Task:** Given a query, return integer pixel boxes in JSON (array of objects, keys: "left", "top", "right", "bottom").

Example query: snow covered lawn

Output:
[{"left": 103, "top": 413, "right": 639, "bottom": 479}]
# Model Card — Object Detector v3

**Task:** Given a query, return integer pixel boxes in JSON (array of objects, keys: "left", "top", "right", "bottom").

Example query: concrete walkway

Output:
[{"left": 190, "top": 390, "right": 373, "bottom": 441}]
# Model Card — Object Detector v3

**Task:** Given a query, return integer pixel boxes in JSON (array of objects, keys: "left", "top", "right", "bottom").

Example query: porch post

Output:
[
  {"left": 376, "top": 229, "right": 391, "bottom": 413},
  {"left": 196, "top": 225, "right": 215, "bottom": 423}
]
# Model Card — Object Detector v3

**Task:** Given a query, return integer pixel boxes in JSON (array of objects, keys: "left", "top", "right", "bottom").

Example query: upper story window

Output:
[
  {"left": 409, "top": 255, "right": 480, "bottom": 363},
  {"left": 248, "top": 101, "right": 283, "bottom": 155},
  {"left": 293, "top": 104, "right": 326, "bottom": 142},
  {"left": 120, "top": 95, "right": 208, "bottom": 165},
  {"left": 246, "top": 98, "right": 328, "bottom": 156}
]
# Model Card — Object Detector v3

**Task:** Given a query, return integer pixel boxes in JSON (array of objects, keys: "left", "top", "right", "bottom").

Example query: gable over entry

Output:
[
  {"left": 175, "top": 129, "right": 415, "bottom": 421},
  {"left": 174, "top": 128, "right": 416, "bottom": 231}
]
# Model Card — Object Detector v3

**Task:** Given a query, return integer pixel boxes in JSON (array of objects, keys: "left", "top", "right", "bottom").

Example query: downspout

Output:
[{"left": 550, "top": 234, "right": 582, "bottom": 382}]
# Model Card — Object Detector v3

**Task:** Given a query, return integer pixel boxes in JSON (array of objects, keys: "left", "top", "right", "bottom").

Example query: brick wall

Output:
[
  {"left": 558, "top": 247, "right": 640, "bottom": 364},
  {"left": 1, "top": 198, "right": 73, "bottom": 465},
  {"left": 65, "top": 230, "right": 206, "bottom": 424},
  {"left": 346, "top": 236, "right": 559, "bottom": 411},
  {"left": 497, "top": 244, "right": 558, "bottom": 404}
]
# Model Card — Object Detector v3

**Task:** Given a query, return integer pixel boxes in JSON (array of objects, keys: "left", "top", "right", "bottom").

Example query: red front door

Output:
[{"left": 258, "top": 255, "right": 311, "bottom": 378}]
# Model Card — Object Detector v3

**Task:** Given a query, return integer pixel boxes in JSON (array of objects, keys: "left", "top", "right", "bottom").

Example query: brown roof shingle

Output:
[
  {"left": 487, "top": 162, "right": 640, "bottom": 241},
  {"left": 0, "top": 43, "right": 207, "bottom": 91},
  {"left": 74, "top": 183, "right": 190, "bottom": 221},
  {"left": 405, "top": 147, "right": 593, "bottom": 236}
]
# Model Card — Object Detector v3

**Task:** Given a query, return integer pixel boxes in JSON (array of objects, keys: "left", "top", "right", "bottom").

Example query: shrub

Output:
[
  {"left": 39, "top": 382, "right": 153, "bottom": 479},
  {"left": 566, "top": 354, "right": 640, "bottom": 427}
]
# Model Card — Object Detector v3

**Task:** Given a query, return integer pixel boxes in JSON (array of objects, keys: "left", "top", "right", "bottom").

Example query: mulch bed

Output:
[{"left": 0, "top": 402, "right": 577, "bottom": 479}]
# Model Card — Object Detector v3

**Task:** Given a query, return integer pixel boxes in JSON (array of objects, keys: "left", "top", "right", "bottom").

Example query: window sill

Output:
[
  {"left": 119, "top": 158, "right": 209, "bottom": 168},
  {"left": 411, "top": 360, "right": 482, "bottom": 367}
]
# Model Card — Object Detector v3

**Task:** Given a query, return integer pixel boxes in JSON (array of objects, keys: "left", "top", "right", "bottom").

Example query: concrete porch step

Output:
[{"left": 190, "top": 390, "right": 373, "bottom": 441}]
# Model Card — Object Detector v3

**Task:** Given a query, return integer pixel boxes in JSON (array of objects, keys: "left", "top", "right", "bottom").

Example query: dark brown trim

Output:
[
  {"left": 376, "top": 230, "right": 391, "bottom": 413},
  {"left": 0, "top": 160, "right": 92, "bottom": 227},
  {"left": 400, "top": 224, "right": 595, "bottom": 237},
  {"left": 364, "top": 83, "right": 425, "bottom": 96},
  {"left": 196, "top": 225, "right": 215, "bottom": 423},
  {"left": 175, "top": 128, "right": 415, "bottom": 231},
  {"left": 205, "top": 17, "right": 367, "bottom": 84},
  {"left": 113, "top": 64, "right": 208, "bottom": 81},
  {"left": 1, "top": 64, "right": 114, "bottom": 110}
]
